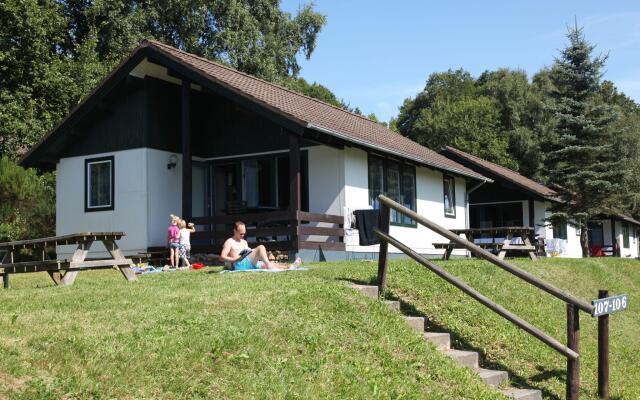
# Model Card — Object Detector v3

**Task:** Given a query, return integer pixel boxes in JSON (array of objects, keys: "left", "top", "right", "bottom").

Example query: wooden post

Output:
[
  {"left": 289, "top": 134, "right": 301, "bottom": 252},
  {"left": 598, "top": 290, "right": 609, "bottom": 400},
  {"left": 610, "top": 219, "right": 617, "bottom": 257},
  {"left": 377, "top": 202, "right": 390, "bottom": 299},
  {"left": 181, "top": 79, "right": 192, "bottom": 220},
  {"left": 567, "top": 303, "right": 581, "bottom": 400},
  {"left": 2, "top": 251, "right": 10, "bottom": 288}
]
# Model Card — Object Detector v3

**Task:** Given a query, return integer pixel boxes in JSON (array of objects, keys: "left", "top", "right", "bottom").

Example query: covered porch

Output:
[{"left": 156, "top": 61, "right": 344, "bottom": 255}]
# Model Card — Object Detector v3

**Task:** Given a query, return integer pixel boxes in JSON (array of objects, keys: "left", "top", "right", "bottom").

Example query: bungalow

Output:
[
  {"left": 20, "top": 40, "right": 490, "bottom": 261},
  {"left": 441, "top": 146, "right": 640, "bottom": 258}
]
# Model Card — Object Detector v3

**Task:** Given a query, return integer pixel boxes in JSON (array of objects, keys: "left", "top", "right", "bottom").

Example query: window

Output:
[
  {"left": 553, "top": 222, "right": 567, "bottom": 240},
  {"left": 623, "top": 223, "right": 630, "bottom": 248},
  {"left": 243, "top": 158, "right": 275, "bottom": 207},
  {"left": 368, "top": 155, "right": 416, "bottom": 225},
  {"left": 443, "top": 176, "right": 456, "bottom": 218},
  {"left": 85, "top": 156, "right": 114, "bottom": 212}
]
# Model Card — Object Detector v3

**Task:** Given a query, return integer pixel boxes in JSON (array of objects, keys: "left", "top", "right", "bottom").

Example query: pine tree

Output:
[{"left": 545, "top": 24, "right": 626, "bottom": 256}]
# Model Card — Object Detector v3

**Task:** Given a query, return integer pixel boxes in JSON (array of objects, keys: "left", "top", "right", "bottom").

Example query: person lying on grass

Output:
[{"left": 219, "top": 221, "right": 302, "bottom": 270}]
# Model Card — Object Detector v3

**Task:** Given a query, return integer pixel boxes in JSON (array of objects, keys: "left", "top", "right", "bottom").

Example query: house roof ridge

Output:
[
  {"left": 443, "top": 145, "right": 557, "bottom": 197},
  {"left": 144, "top": 39, "right": 388, "bottom": 128}
]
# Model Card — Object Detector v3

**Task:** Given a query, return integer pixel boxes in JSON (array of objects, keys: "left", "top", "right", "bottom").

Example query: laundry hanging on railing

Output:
[{"left": 354, "top": 209, "right": 380, "bottom": 246}]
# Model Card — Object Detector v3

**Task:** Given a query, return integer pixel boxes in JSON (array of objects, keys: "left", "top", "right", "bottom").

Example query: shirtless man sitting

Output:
[{"left": 219, "top": 221, "right": 302, "bottom": 270}]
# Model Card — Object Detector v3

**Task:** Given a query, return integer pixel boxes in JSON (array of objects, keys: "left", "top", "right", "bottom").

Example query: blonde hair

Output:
[
  {"left": 170, "top": 214, "right": 179, "bottom": 224},
  {"left": 178, "top": 219, "right": 186, "bottom": 229}
]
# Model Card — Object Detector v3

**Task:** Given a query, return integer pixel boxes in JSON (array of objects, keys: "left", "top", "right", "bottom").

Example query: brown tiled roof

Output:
[
  {"left": 442, "top": 146, "right": 558, "bottom": 200},
  {"left": 143, "top": 40, "right": 488, "bottom": 181}
]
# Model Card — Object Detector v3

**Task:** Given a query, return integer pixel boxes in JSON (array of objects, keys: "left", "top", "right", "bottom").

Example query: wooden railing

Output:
[
  {"left": 190, "top": 210, "right": 345, "bottom": 252},
  {"left": 374, "top": 195, "right": 599, "bottom": 400}
]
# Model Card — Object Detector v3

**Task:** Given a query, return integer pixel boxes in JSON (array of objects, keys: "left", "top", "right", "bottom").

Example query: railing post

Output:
[
  {"left": 377, "top": 203, "right": 390, "bottom": 299},
  {"left": 598, "top": 290, "right": 609, "bottom": 400},
  {"left": 567, "top": 303, "right": 580, "bottom": 400},
  {"left": 2, "top": 271, "right": 8, "bottom": 289}
]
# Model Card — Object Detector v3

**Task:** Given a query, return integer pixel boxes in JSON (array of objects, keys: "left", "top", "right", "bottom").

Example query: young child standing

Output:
[
  {"left": 167, "top": 214, "right": 181, "bottom": 268},
  {"left": 178, "top": 219, "right": 195, "bottom": 268}
]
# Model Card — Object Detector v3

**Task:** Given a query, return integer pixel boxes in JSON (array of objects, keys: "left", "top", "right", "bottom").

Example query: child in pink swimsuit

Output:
[{"left": 167, "top": 214, "right": 181, "bottom": 268}]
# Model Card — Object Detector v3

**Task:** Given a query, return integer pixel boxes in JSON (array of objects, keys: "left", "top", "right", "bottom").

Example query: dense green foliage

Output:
[
  {"left": 396, "top": 27, "right": 640, "bottom": 219},
  {"left": 0, "top": 266, "right": 501, "bottom": 399},
  {"left": 0, "top": 157, "right": 55, "bottom": 241},
  {"left": 0, "top": 0, "right": 328, "bottom": 161},
  {"left": 544, "top": 26, "right": 632, "bottom": 254}
]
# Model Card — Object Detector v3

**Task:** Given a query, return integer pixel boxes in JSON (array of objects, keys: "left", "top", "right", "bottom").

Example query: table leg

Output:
[
  {"left": 1, "top": 252, "right": 9, "bottom": 289},
  {"left": 498, "top": 239, "right": 511, "bottom": 260},
  {"left": 102, "top": 240, "right": 137, "bottom": 282},
  {"left": 60, "top": 241, "right": 93, "bottom": 286},
  {"left": 47, "top": 271, "right": 62, "bottom": 285},
  {"left": 524, "top": 236, "right": 538, "bottom": 261}
]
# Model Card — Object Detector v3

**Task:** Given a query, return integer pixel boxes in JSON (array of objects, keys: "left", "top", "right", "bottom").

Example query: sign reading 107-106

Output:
[{"left": 591, "top": 294, "right": 629, "bottom": 317}]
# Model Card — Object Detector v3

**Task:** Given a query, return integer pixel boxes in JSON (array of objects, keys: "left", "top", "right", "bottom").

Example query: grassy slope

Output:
[
  {"left": 312, "top": 258, "right": 640, "bottom": 400},
  {"left": 0, "top": 267, "right": 501, "bottom": 400}
]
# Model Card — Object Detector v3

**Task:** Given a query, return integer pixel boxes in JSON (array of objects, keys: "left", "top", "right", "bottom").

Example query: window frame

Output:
[
  {"left": 622, "top": 222, "right": 630, "bottom": 249},
  {"left": 443, "top": 175, "right": 456, "bottom": 219},
  {"left": 367, "top": 154, "right": 417, "bottom": 228},
  {"left": 552, "top": 222, "right": 568, "bottom": 240},
  {"left": 85, "top": 156, "right": 115, "bottom": 212}
]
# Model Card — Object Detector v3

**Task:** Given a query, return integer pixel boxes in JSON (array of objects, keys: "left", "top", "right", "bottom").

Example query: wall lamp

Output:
[{"left": 167, "top": 154, "right": 178, "bottom": 169}]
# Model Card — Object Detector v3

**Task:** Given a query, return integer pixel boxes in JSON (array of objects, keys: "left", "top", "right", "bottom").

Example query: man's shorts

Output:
[{"left": 234, "top": 257, "right": 264, "bottom": 270}]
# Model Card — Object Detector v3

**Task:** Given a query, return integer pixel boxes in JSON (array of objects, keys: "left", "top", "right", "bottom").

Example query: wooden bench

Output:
[
  {"left": 433, "top": 242, "right": 506, "bottom": 260},
  {"left": 0, "top": 232, "right": 136, "bottom": 288}
]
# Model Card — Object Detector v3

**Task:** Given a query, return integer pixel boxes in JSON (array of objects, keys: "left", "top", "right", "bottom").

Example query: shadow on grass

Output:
[{"left": 397, "top": 298, "right": 562, "bottom": 400}]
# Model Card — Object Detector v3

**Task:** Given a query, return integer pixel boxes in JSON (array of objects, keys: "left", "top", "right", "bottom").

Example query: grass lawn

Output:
[
  {"left": 312, "top": 257, "right": 640, "bottom": 400},
  {"left": 0, "top": 257, "right": 638, "bottom": 399},
  {"left": 0, "top": 265, "right": 500, "bottom": 400}
]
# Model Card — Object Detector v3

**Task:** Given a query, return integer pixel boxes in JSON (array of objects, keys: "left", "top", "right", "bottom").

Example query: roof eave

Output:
[{"left": 307, "top": 123, "right": 492, "bottom": 182}]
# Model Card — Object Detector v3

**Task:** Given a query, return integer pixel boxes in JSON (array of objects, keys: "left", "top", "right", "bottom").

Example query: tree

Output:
[
  {"left": 544, "top": 25, "right": 628, "bottom": 256},
  {"left": 396, "top": 69, "right": 517, "bottom": 169},
  {"left": 0, "top": 157, "right": 55, "bottom": 242},
  {"left": 0, "top": 0, "right": 327, "bottom": 160}
]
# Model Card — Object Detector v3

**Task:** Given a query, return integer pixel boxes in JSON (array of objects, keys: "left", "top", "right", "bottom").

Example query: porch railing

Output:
[{"left": 190, "top": 210, "right": 345, "bottom": 253}]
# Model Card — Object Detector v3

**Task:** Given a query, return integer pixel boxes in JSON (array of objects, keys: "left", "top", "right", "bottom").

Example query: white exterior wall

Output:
[
  {"left": 307, "top": 145, "right": 345, "bottom": 216},
  {"left": 146, "top": 149, "right": 182, "bottom": 248},
  {"left": 544, "top": 207, "right": 582, "bottom": 258},
  {"left": 612, "top": 221, "right": 639, "bottom": 258},
  {"left": 56, "top": 149, "right": 149, "bottom": 258},
  {"left": 341, "top": 147, "right": 467, "bottom": 255}
]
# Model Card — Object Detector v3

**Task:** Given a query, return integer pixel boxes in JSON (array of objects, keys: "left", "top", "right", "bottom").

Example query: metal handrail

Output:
[
  {"left": 377, "top": 195, "right": 594, "bottom": 314},
  {"left": 374, "top": 228, "right": 578, "bottom": 359}
]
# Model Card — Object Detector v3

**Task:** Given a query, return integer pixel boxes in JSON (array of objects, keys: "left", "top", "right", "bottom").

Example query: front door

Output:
[{"left": 213, "top": 164, "right": 240, "bottom": 215}]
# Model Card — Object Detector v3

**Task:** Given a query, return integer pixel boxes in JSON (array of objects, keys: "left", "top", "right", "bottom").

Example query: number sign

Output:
[{"left": 591, "top": 294, "right": 628, "bottom": 317}]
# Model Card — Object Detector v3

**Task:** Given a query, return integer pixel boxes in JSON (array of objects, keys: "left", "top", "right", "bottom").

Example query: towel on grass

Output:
[{"left": 220, "top": 267, "right": 308, "bottom": 274}]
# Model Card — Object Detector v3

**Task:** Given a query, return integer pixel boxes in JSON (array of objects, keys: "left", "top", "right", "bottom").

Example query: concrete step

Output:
[
  {"left": 403, "top": 316, "right": 425, "bottom": 333},
  {"left": 445, "top": 349, "right": 479, "bottom": 369},
  {"left": 478, "top": 368, "right": 508, "bottom": 388},
  {"left": 500, "top": 388, "right": 542, "bottom": 400},
  {"left": 384, "top": 300, "right": 400, "bottom": 311},
  {"left": 349, "top": 284, "right": 378, "bottom": 299},
  {"left": 423, "top": 332, "right": 450, "bottom": 350}
]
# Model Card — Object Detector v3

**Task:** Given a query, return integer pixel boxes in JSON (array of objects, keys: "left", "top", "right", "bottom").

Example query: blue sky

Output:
[{"left": 280, "top": 1, "right": 640, "bottom": 123}]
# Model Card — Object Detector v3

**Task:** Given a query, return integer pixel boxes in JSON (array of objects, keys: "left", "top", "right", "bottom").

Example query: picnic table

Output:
[
  {"left": 433, "top": 227, "right": 538, "bottom": 261},
  {"left": 0, "top": 232, "right": 137, "bottom": 289}
]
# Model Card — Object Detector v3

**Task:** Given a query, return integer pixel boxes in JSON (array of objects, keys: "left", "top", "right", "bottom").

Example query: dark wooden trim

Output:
[
  {"left": 191, "top": 211, "right": 293, "bottom": 225},
  {"left": 289, "top": 134, "right": 302, "bottom": 212},
  {"left": 296, "top": 211, "right": 343, "bottom": 225},
  {"left": 528, "top": 198, "right": 535, "bottom": 228},
  {"left": 377, "top": 203, "right": 391, "bottom": 298},
  {"left": 298, "top": 226, "right": 344, "bottom": 237},
  {"left": 181, "top": 79, "right": 192, "bottom": 219},
  {"left": 298, "top": 241, "right": 345, "bottom": 251},
  {"left": 193, "top": 226, "right": 295, "bottom": 240},
  {"left": 84, "top": 155, "right": 115, "bottom": 212},
  {"left": 146, "top": 49, "right": 306, "bottom": 135},
  {"left": 610, "top": 218, "right": 617, "bottom": 256}
]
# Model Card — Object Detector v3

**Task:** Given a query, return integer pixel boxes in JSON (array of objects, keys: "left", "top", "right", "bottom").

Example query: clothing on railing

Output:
[{"left": 354, "top": 209, "right": 380, "bottom": 246}]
